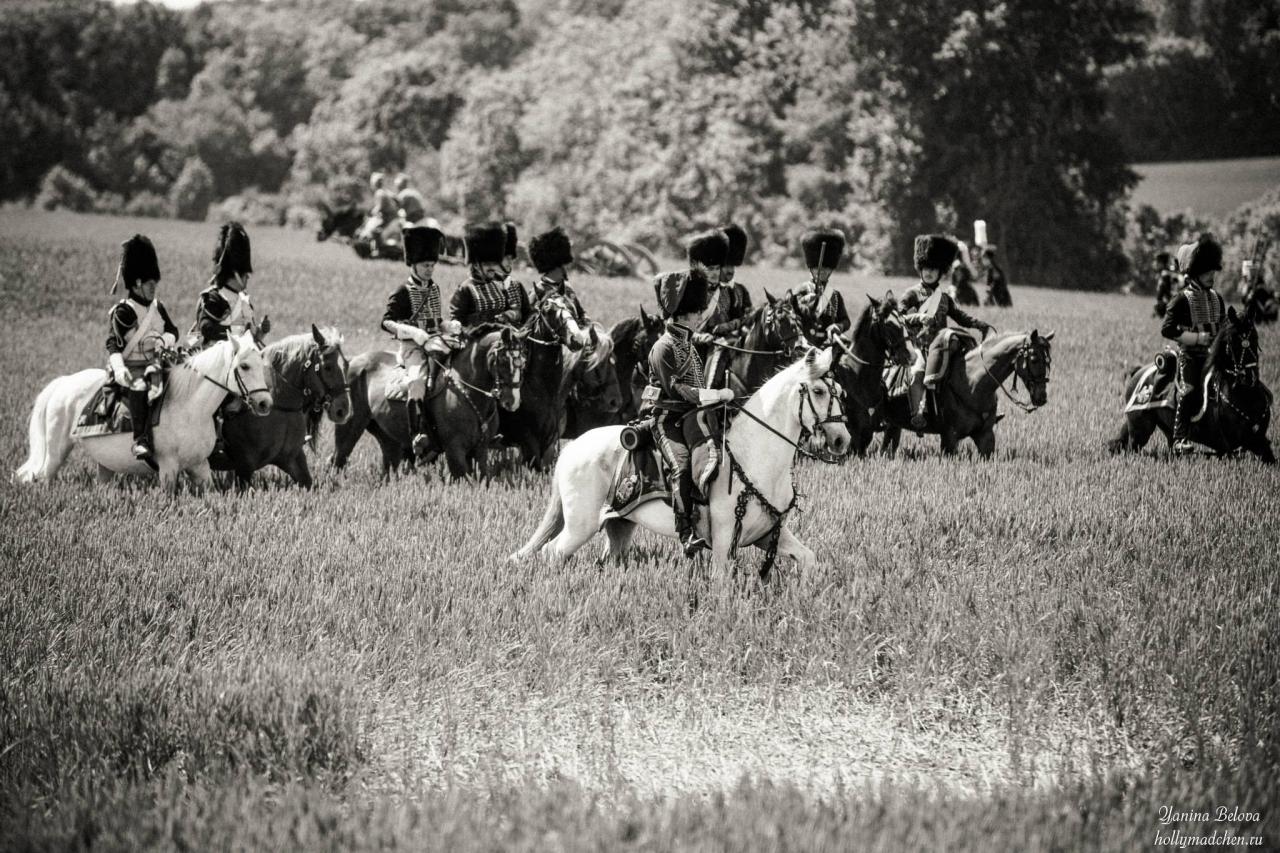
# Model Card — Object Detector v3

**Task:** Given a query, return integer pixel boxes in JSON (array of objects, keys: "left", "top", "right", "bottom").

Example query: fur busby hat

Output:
[
  {"left": 212, "top": 222, "right": 253, "bottom": 282},
  {"left": 654, "top": 270, "right": 712, "bottom": 319},
  {"left": 1155, "top": 251, "right": 1171, "bottom": 266},
  {"left": 529, "top": 227, "right": 574, "bottom": 274},
  {"left": 801, "top": 228, "right": 845, "bottom": 270},
  {"left": 1180, "top": 234, "right": 1223, "bottom": 280},
  {"left": 722, "top": 223, "right": 749, "bottom": 267},
  {"left": 464, "top": 221, "right": 508, "bottom": 265},
  {"left": 504, "top": 221, "right": 518, "bottom": 259},
  {"left": 686, "top": 229, "right": 731, "bottom": 267},
  {"left": 913, "top": 234, "right": 959, "bottom": 273},
  {"left": 403, "top": 223, "right": 444, "bottom": 266},
  {"left": 114, "top": 234, "right": 160, "bottom": 293}
]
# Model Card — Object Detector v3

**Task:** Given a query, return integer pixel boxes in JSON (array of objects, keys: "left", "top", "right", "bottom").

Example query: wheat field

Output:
[{"left": 1, "top": 209, "right": 1276, "bottom": 850}]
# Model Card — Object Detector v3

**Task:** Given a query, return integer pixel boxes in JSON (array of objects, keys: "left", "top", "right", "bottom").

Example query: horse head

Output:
[
  {"left": 310, "top": 324, "right": 352, "bottom": 424},
  {"left": 1014, "top": 329, "right": 1054, "bottom": 408},
  {"left": 632, "top": 305, "right": 664, "bottom": 363},
  {"left": 532, "top": 293, "right": 592, "bottom": 351},
  {"left": 1212, "top": 306, "right": 1261, "bottom": 388},
  {"left": 490, "top": 326, "right": 529, "bottom": 411},
  {"left": 799, "top": 347, "right": 851, "bottom": 457},
  {"left": 572, "top": 323, "right": 622, "bottom": 413},
  {"left": 763, "top": 294, "right": 805, "bottom": 357},
  {"left": 228, "top": 331, "right": 273, "bottom": 416},
  {"left": 874, "top": 291, "right": 912, "bottom": 366}
]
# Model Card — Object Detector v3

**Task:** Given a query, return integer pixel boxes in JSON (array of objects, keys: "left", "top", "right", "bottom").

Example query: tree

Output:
[{"left": 170, "top": 157, "right": 215, "bottom": 220}]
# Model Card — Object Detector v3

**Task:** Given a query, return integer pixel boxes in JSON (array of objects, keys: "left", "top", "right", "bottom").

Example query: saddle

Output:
[
  {"left": 883, "top": 329, "right": 976, "bottom": 399},
  {"left": 604, "top": 420, "right": 669, "bottom": 519},
  {"left": 71, "top": 379, "right": 165, "bottom": 439},
  {"left": 1124, "top": 349, "right": 1208, "bottom": 420}
]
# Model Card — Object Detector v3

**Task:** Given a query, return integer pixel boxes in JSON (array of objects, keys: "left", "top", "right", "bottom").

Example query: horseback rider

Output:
[
  {"left": 645, "top": 230, "right": 734, "bottom": 557},
  {"left": 1162, "top": 233, "right": 1225, "bottom": 455},
  {"left": 695, "top": 224, "right": 753, "bottom": 344},
  {"left": 529, "top": 226, "right": 589, "bottom": 322},
  {"left": 981, "top": 245, "right": 1012, "bottom": 307},
  {"left": 107, "top": 235, "right": 180, "bottom": 460},
  {"left": 383, "top": 223, "right": 462, "bottom": 459},
  {"left": 394, "top": 174, "right": 426, "bottom": 224},
  {"left": 192, "top": 222, "right": 269, "bottom": 347},
  {"left": 1153, "top": 251, "right": 1175, "bottom": 317},
  {"left": 450, "top": 221, "right": 530, "bottom": 332},
  {"left": 790, "top": 228, "right": 851, "bottom": 347},
  {"left": 361, "top": 172, "right": 400, "bottom": 255},
  {"left": 500, "top": 221, "right": 532, "bottom": 323},
  {"left": 901, "top": 234, "right": 994, "bottom": 430}
]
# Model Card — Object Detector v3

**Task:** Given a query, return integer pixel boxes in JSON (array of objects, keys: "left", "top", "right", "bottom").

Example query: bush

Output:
[
  {"left": 34, "top": 166, "right": 97, "bottom": 212},
  {"left": 169, "top": 158, "right": 216, "bottom": 221},
  {"left": 210, "top": 190, "right": 287, "bottom": 227},
  {"left": 124, "top": 192, "right": 172, "bottom": 219},
  {"left": 1217, "top": 186, "right": 1280, "bottom": 298},
  {"left": 1122, "top": 204, "right": 1212, "bottom": 293}
]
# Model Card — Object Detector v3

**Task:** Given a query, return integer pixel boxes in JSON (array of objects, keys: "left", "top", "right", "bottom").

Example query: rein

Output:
[
  {"left": 269, "top": 347, "right": 349, "bottom": 414},
  {"left": 977, "top": 335, "right": 1044, "bottom": 413}
]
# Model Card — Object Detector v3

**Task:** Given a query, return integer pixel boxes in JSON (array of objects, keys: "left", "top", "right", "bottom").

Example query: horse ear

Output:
[
  {"left": 228, "top": 332, "right": 241, "bottom": 355},
  {"left": 885, "top": 289, "right": 895, "bottom": 304},
  {"left": 639, "top": 305, "right": 652, "bottom": 325},
  {"left": 867, "top": 293, "right": 880, "bottom": 308},
  {"left": 312, "top": 323, "right": 325, "bottom": 346},
  {"left": 1030, "top": 328, "right": 1039, "bottom": 341},
  {"left": 1043, "top": 330, "right": 1055, "bottom": 342},
  {"left": 765, "top": 290, "right": 777, "bottom": 306}
]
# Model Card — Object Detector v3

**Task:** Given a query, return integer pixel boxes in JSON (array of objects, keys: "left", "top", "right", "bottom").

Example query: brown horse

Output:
[
  {"left": 830, "top": 293, "right": 912, "bottom": 456},
  {"left": 215, "top": 325, "right": 352, "bottom": 487},
  {"left": 563, "top": 321, "right": 623, "bottom": 439},
  {"left": 609, "top": 308, "right": 665, "bottom": 421},
  {"left": 879, "top": 330, "right": 1053, "bottom": 457},
  {"left": 332, "top": 326, "right": 528, "bottom": 478},
  {"left": 704, "top": 292, "right": 805, "bottom": 397},
  {"left": 1108, "top": 308, "right": 1273, "bottom": 462}
]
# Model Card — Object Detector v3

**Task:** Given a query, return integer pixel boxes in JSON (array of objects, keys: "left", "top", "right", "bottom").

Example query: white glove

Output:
[
  {"left": 718, "top": 387, "right": 736, "bottom": 402},
  {"left": 698, "top": 389, "right": 723, "bottom": 405},
  {"left": 161, "top": 332, "right": 177, "bottom": 348},
  {"left": 411, "top": 328, "right": 432, "bottom": 347},
  {"left": 108, "top": 353, "right": 132, "bottom": 387},
  {"left": 444, "top": 319, "right": 462, "bottom": 336}
]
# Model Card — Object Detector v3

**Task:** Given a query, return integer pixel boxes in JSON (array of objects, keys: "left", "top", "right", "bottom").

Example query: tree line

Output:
[{"left": 2, "top": 0, "right": 1276, "bottom": 289}]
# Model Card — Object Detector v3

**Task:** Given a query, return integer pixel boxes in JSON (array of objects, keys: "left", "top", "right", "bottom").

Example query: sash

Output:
[{"left": 121, "top": 299, "right": 160, "bottom": 362}]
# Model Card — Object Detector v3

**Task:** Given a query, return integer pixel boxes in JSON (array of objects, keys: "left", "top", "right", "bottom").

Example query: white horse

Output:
[
  {"left": 13, "top": 331, "right": 272, "bottom": 490},
  {"left": 512, "top": 347, "right": 850, "bottom": 574}
]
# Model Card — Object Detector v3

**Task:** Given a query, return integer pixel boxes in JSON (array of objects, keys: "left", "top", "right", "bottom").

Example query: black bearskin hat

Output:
[
  {"left": 464, "top": 221, "right": 508, "bottom": 265},
  {"left": 1155, "top": 251, "right": 1171, "bottom": 266},
  {"left": 1182, "top": 234, "right": 1223, "bottom": 280},
  {"left": 801, "top": 228, "right": 845, "bottom": 270},
  {"left": 529, "top": 227, "right": 574, "bottom": 274},
  {"left": 212, "top": 221, "right": 252, "bottom": 281},
  {"left": 403, "top": 223, "right": 444, "bottom": 265},
  {"left": 913, "top": 234, "right": 959, "bottom": 273},
  {"left": 654, "top": 270, "right": 712, "bottom": 319},
  {"left": 722, "top": 223, "right": 749, "bottom": 267},
  {"left": 686, "top": 229, "right": 730, "bottom": 266},
  {"left": 504, "top": 221, "right": 518, "bottom": 259},
  {"left": 119, "top": 234, "right": 160, "bottom": 290}
]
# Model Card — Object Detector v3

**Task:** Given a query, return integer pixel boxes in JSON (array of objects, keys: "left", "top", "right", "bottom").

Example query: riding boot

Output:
[
  {"left": 126, "top": 387, "right": 152, "bottom": 459},
  {"left": 910, "top": 382, "right": 929, "bottom": 431},
  {"left": 1171, "top": 394, "right": 1194, "bottom": 454},
  {"left": 676, "top": 468, "right": 708, "bottom": 557}
]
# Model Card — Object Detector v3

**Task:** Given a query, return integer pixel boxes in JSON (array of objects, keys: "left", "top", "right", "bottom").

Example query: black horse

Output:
[
  {"left": 830, "top": 293, "right": 912, "bottom": 456},
  {"left": 609, "top": 307, "right": 665, "bottom": 421},
  {"left": 1109, "top": 307, "right": 1273, "bottom": 462}
]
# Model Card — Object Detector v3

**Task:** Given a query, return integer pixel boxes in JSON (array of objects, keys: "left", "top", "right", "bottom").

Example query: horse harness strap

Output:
[
  {"left": 269, "top": 355, "right": 347, "bottom": 414},
  {"left": 978, "top": 339, "right": 1042, "bottom": 414},
  {"left": 726, "top": 449, "right": 798, "bottom": 579}
]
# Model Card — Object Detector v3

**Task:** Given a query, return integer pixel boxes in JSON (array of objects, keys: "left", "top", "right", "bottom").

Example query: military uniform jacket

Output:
[
  {"left": 450, "top": 276, "right": 528, "bottom": 330},
  {"left": 647, "top": 323, "right": 705, "bottom": 414},
  {"left": 702, "top": 282, "right": 753, "bottom": 337},
  {"left": 900, "top": 283, "right": 984, "bottom": 345},
  {"left": 1161, "top": 282, "right": 1225, "bottom": 355},
  {"left": 107, "top": 297, "right": 179, "bottom": 367},
  {"left": 372, "top": 189, "right": 398, "bottom": 221},
  {"left": 383, "top": 276, "right": 442, "bottom": 334},
  {"left": 396, "top": 188, "right": 426, "bottom": 222},
  {"left": 791, "top": 280, "right": 850, "bottom": 342},
  {"left": 194, "top": 284, "right": 255, "bottom": 345}
]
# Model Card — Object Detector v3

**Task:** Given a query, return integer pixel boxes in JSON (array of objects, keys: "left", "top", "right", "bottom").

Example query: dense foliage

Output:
[{"left": 1, "top": 0, "right": 1275, "bottom": 287}]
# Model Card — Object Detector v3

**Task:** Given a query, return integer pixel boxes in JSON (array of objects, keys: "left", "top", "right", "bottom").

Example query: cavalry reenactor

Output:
[
  {"left": 1162, "top": 234, "right": 1226, "bottom": 454},
  {"left": 529, "top": 226, "right": 590, "bottom": 323},
  {"left": 362, "top": 172, "right": 400, "bottom": 255},
  {"left": 394, "top": 174, "right": 426, "bottom": 224},
  {"left": 696, "top": 223, "right": 753, "bottom": 344},
  {"left": 981, "top": 245, "right": 1012, "bottom": 307},
  {"left": 450, "top": 221, "right": 530, "bottom": 332},
  {"left": 901, "top": 234, "right": 993, "bottom": 430},
  {"left": 790, "top": 228, "right": 851, "bottom": 347},
  {"left": 192, "top": 222, "right": 268, "bottom": 347},
  {"left": 1153, "top": 251, "right": 1175, "bottom": 317},
  {"left": 383, "top": 223, "right": 461, "bottom": 459},
  {"left": 644, "top": 231, "right": 735, "bottom": 557},
  {"left": 107, "top": 235, "right": 180, "bottom": 459}
]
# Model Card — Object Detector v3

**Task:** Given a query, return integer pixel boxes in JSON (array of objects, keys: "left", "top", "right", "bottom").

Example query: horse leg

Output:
[
  {"left": 773, "top": 525, "right": 816, "bottom": 577},
  {"left": 330, "top": 405, "right": 368, "bottom": 471},
  {"left": 187, "top": 460, "right": 214, "bottom": 494},
  {"left": 279, "top": 452, "right": 314, "bottom": 488},
  {"left": 973, "top": 427, "right": 996, "bottom": 459},
  {"left": 598, "top": 518, "right": 637, "bottom": 565},
  {"left": 96, "top": 464, "right": 114, "bottom": 483},
  {"left": 1245, "top": 434, "right": 1276, "bottom": 464},
  {"left": 939, "top": 428, "right": 961, "bottom": 456},
  {"left": 880, "top": 426, "right": 901, "bottom": 458},
  {"left": 443, "top": 441, "right": 471, "bottom": 481}
]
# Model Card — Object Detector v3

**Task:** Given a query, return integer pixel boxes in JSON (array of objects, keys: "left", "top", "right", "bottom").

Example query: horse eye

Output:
[{"left": 239, "top": 364, "right": 249, "bottom": 371}]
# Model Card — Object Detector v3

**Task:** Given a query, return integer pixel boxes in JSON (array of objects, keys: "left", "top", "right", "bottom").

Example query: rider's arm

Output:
[
  {"left": 106, "top": 301, "right": 136, "bottom": 356},
  {"left": 1161, "top": 294, "right": 1205, "bottom": 346},
  {"left": 381, "top": 287, "right": 423, "bottom": 341},
  {"left": 946, "top": 300, "right": 989, "bottom": 331},
  {"left": 496, "top": 281, "right": 528, "bottom": 326},
  {"left": 197, "top": 288, "right": 232, "bottom": 343},
  {"left": 156, "top": 302, "right": 179, "bottom": 347},
  {"left": 449, "top": 285, "right": 476, "bottom": 328},
  {"left": 829, "top": 291, "right": 852, "bottom": 334},
  {"left": 649, "top": 342, "right": 702, "bottom": 406}
]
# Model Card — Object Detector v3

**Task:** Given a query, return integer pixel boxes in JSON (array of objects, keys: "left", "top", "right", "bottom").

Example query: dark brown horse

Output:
[
  {"left": 332, "top": 326, "right": 528, "bottom": 478},
  {"left": 609, "top": 308, "right": 665, "bottom": 421},
  {"left": 879, "top": 330, "right": 1053, "bottom": 457},
  {"left": 563, "top": 321, "right": 623, "bottom": 439},
  {"left": 830, "top": 293, "right": 913, "bottom": 456},
  {"left": 214, "top": 326, "right": 351, "bottom": 488},
  {"left": 497, "top": 292, "right": 595, "bottom": 470},
  {"left": 704, "top": 292, "right": 805, "bottom": 397},
  {"left": 1109, "top": 308, "right": 1273, "bottom": 462}
]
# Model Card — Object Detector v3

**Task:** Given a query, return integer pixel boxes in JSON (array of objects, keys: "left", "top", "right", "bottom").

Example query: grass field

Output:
[
  {"left": 1131, "top": 156, "right": 1280, "bottom": 219},
  {"left": 1, "top": 210, "right": 1277, "bottom": 850}
]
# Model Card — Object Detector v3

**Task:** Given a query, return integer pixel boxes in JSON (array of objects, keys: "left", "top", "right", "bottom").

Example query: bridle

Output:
[
  {"left": 270, "top": 343, "right": 350, "bottom": 414},
  {"left": 979, "top": 335, "right": 1050, "bottom": 413},
  {"left": 525, "top": 294, "right": 585, "bottom": 350},
  {"left": 193, "top": 342, "right": 270, "bottom": 404},
  {"left": 1219, "top": 327, "right": 1260, "bottom": 387},
  {"left": 727, "top": 372, "right": 847, "bottom": 462},
  {"left": 838, "top": 304, "right": 909, "bottom": 368},
  {"left": 713, "top": 303, "right": 804, "bottom": 357}
]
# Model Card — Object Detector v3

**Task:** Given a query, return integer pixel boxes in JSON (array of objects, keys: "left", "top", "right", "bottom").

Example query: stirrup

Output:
[
  {"left": 411, "top": 433, "right": 433, "bottom": 459},
  {"left": 682, "top": 533, "right": 710, "bottom": 558},
  {"left": 132, "top": 441, "right": 153, "bottom": 460}
]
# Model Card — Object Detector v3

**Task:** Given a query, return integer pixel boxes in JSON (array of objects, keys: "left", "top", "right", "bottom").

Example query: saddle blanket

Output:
[
  {"left": 71, "top": 381, "right": 164, "bottom": 439},
  {"left": 883, "top": 329, "right": 974, "bottom": 398},
  {"left": 602, "top": 446, "right": 669, "bottom": 520},
  {"left": 1123, "top": 359, "right": 1210, "bottom": 421}
]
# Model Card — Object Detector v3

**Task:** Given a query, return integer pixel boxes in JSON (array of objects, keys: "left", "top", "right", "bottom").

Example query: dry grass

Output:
[{"left": 1, "top": 210, "right": 1277, "bottom": 850}]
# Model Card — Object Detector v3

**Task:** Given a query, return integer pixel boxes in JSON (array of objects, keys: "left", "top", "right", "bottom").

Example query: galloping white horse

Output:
[
  {"left": 512, "top": 347, "right": 850, "bottom": 573},
  {"left": 14, "top": 331, "right": 272, "bottom": 490}
]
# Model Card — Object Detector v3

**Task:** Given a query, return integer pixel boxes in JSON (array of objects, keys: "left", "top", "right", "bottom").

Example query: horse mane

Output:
[
  {"left": 585, "top": 322, "right": 614, "bottom": 370},
  {"left": 166, "top": 339, "right": 231, "bottom": 400}
]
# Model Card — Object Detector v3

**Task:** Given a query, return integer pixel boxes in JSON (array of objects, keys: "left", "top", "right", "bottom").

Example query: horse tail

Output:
[
  {"left": 13, "top": 381, "right": 56, "bottom": 483},
  {"left": 510, "top": 472, "right": 565, "bottom": 561}
]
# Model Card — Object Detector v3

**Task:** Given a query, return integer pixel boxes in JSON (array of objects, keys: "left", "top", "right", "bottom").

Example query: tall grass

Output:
[{"left": 0, "top": 210, "right": 1276, "bottom": 849}]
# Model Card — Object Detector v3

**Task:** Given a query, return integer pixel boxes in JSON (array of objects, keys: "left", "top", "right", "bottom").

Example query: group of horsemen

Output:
[{"left": 103, "top": 212, "right": 1230, "bottom": 556}]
